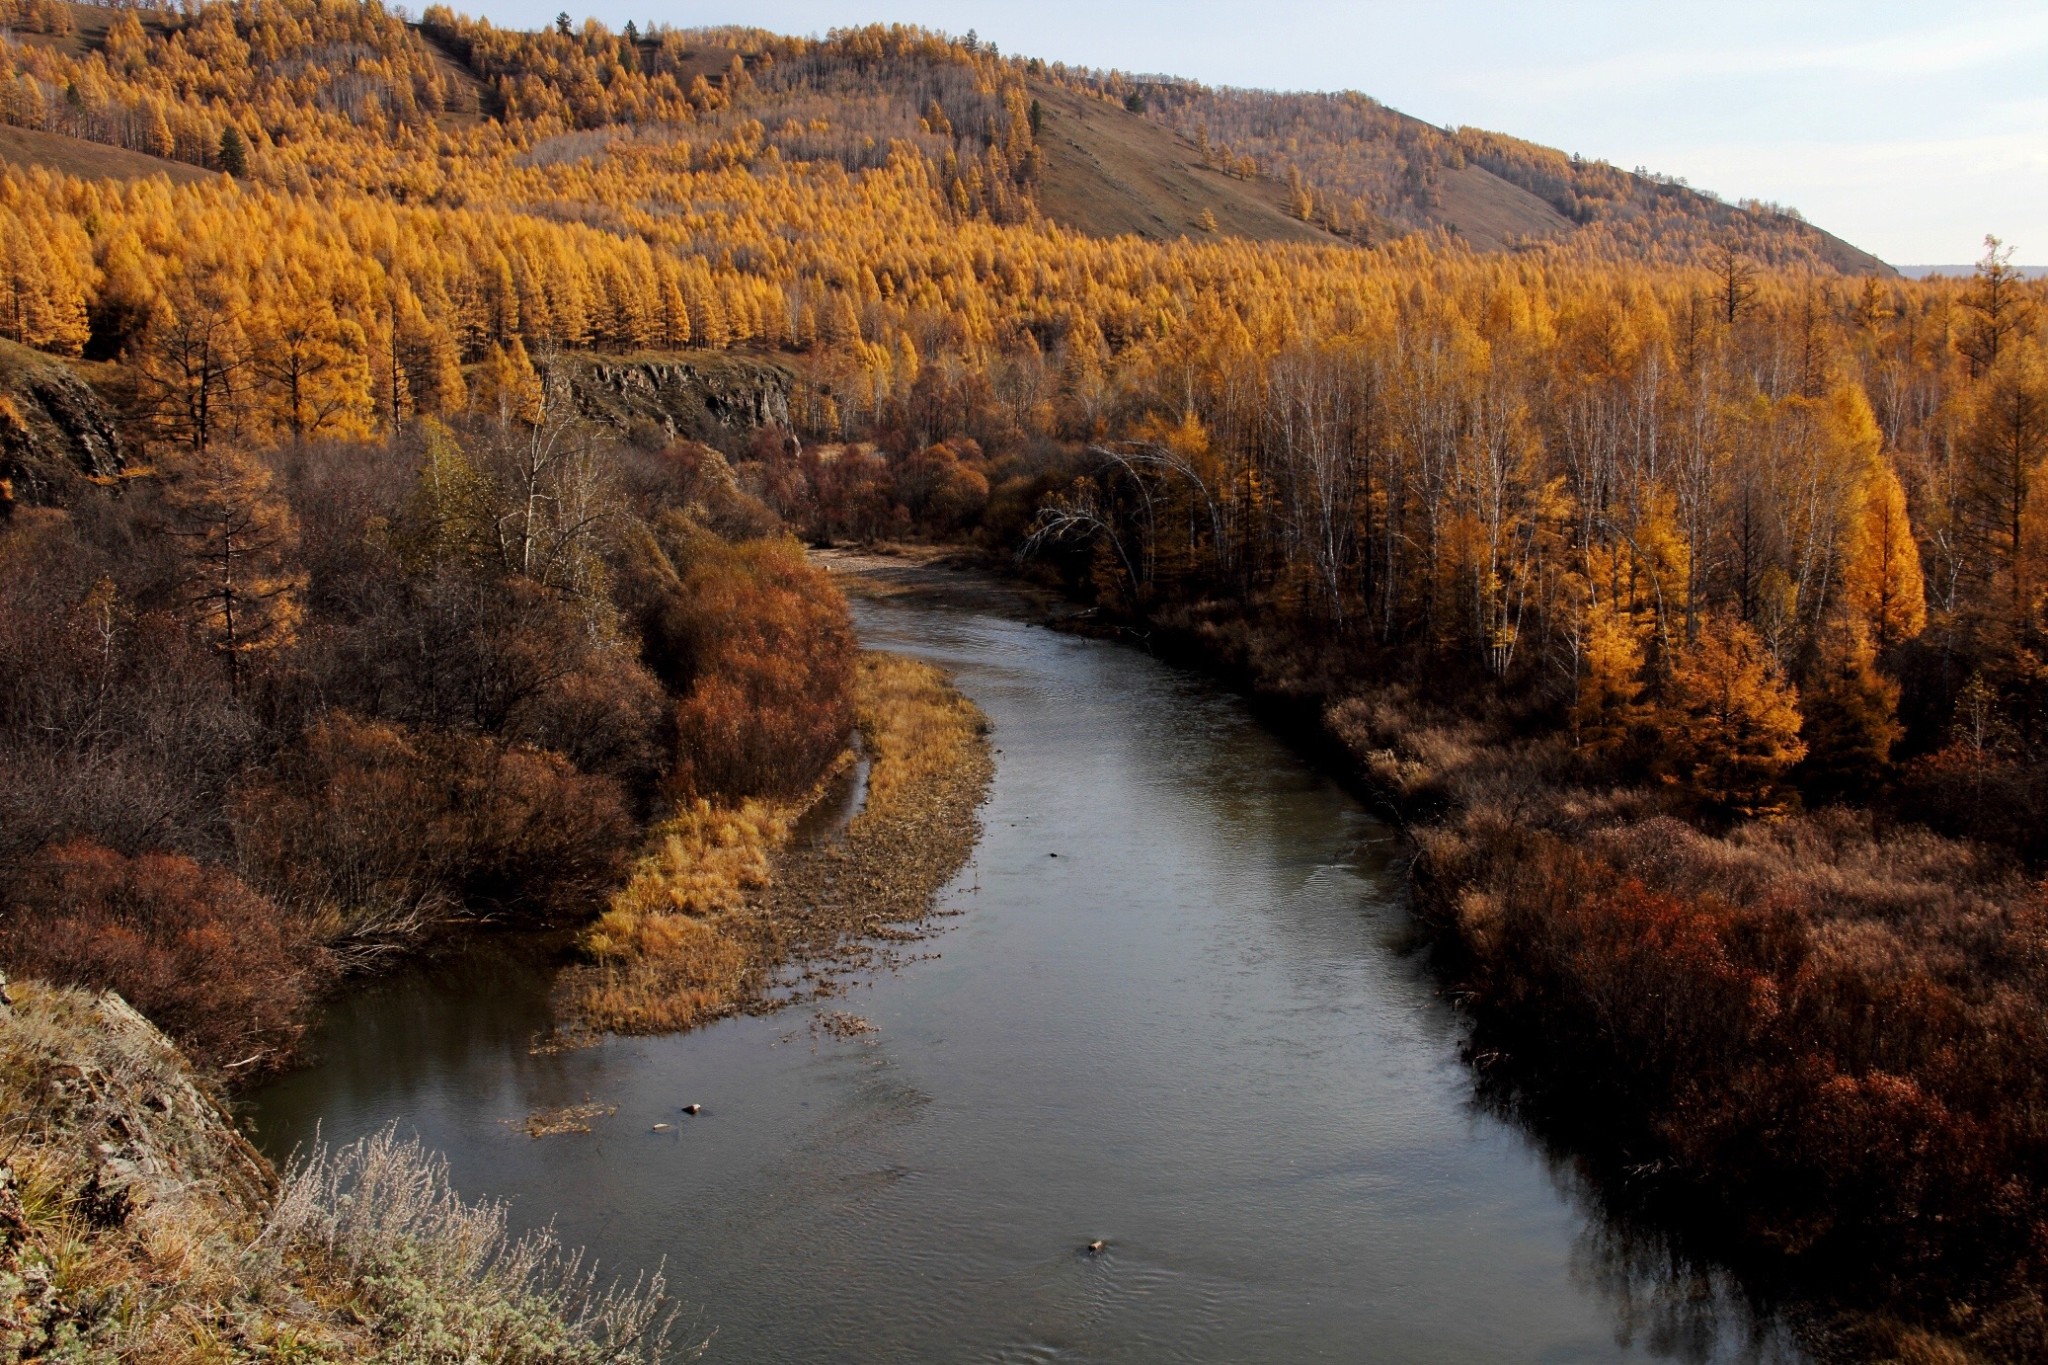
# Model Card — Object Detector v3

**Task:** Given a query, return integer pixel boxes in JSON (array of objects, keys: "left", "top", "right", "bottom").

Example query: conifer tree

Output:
[{"left": 217, "top": 124, "right": 248, "bottom": 177}]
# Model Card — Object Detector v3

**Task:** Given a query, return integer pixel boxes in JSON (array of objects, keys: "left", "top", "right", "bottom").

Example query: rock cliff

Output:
[
  {"left": 0, "top": 341, "right": 126, "bottom": 513},
  {"left": 561, "top": 350, "right": 795, "bottom": 445}
]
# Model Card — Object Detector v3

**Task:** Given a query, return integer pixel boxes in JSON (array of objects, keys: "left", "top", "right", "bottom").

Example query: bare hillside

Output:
[
  {"left": 0, "top": 124, "right": 208, "bottom": 184},
  {"left": 1430, "top": 164, "right": 1574, "bottom": 250},
  {"left": 1030, "top": 83, "right": 1353, "bottom": 247}
]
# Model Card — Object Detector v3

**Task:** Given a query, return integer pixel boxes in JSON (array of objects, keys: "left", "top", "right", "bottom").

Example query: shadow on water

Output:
[
  {"left": 790, "top": 730, "right": 870, "bottom": 848},
  {"left": 248, "top": 591, "right": 1812, "bottom": 1364}
]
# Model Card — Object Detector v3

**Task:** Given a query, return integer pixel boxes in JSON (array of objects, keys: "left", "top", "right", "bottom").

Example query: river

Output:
[{"left": 249, "top": 587, "right": 1801, "bottom": 1363}]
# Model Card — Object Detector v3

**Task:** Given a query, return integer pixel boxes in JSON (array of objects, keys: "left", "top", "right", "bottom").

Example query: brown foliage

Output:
[
  {"left": 1344, "top": 670, "right": 2048, "bottom": 1349},
  {"left": 0, "top": 840, "right": 327, "bottom": 1069},
  {"left": 625, "top": 524, "right": 855, "bottom": 800},
  {"left": 235, "top": 713, "right": 633, "bottom": 945}
]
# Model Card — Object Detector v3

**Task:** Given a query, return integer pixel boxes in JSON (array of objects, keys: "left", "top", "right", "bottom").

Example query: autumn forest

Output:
[{"left": 2, "top": 0, "right": 2047, "bottom": 1358}]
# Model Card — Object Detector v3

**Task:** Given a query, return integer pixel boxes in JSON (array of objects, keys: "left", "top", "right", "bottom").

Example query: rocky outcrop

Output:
[
  {"left": 562, "top": 350, "right": 795, "bottom": 445},
  {"left": 0, "top": 341, "right": 126, "bottom": 513}
]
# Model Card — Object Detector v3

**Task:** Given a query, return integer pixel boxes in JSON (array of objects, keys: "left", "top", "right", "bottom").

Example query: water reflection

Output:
[
  {"left": 1558, "top": 1167, "right": 1804, "bottom": 1364},
  {"left": 250, "top": 592, "right": 1808, "bottom": 1363}
]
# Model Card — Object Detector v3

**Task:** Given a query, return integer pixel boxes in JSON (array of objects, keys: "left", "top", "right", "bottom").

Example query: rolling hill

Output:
[
  {"left": 1067, "top": 74, "right": 1894, "bottom": 271},
  {"left": 1028, "top": 81, "right": 1354, "bottom": 246},
  {"left": 0, "top": 0, "right": 1894, "bottom": 272}
]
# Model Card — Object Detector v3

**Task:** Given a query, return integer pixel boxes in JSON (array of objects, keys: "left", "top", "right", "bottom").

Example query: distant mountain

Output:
[
  {"left": 0, "top": 3, "right": 1897, "bottom": 275},
  {"left": 1896, "top": 264, "right": 2047, "bottom": 280},
  {"left": 1048, "top": 71, "right": 1894, "bottom": 273}
]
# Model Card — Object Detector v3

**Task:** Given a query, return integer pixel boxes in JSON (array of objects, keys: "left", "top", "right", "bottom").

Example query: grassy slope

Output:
[
  {"left": 0, "top": 124, "right": 209, "bottom": 185},
  {"left": 1429, "top": 162, "right": 1574, "bottom": 250},
  {"left": 1030, "top": 82, "right": 1347, "bottom": 247}
]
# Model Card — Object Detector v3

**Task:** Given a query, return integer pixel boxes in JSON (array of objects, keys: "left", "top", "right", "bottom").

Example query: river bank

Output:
[
  {"left": 560, "top": 648, "right": 994, "bottom": 1038},
  {"left": 818, "top": 544, "right": 2034, "bottom": 1363},
  {"left": 0, "top": 976, "right": 674, "bottom": 1363}
]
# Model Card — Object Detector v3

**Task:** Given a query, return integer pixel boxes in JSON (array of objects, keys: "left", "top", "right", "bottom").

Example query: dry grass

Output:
[
  {"left": 567, "top": 795, "right": 799, "bottom": 1034},
  {"left": 0, "top": 125, "right": 210, "bottom": 185},
  {"left": 0, "top": 978, "right": 677, "bottom": 1362},
  {"left": 855, "top": 652, "right": 986, "bottom": 820},
  {"left": 510, "top": 1101, "right": 618, "bottom": 1138},
  {"left": 1029, "top": 81, "right": 1341, "bottom": 246},
  {"left": 560, "top": 650, "right": 993, "bottom": 1036}
]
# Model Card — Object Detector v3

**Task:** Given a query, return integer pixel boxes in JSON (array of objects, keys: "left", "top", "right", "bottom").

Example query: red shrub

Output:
[
  {"left": 236, "top": 713, "right": 634, "bottom": 937},
  {"left": 644, "top": 532, "right": 855, "bottom": 800},
  {"left": 0, "top": 840, "right": 327, "bottom": 1070}
]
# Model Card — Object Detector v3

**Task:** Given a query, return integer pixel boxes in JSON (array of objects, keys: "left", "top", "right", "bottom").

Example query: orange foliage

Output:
[
  {"left": 1649, "top": 613, "right": 1806, "bottom": 814},
  {"left": 0, "top": 839, "right": 327, "bottom": 1069},
  {"left": 629, "top": 526, "right": 855, "bottom": 799}
]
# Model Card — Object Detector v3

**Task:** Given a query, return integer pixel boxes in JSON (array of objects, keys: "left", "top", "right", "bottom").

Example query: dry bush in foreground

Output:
[
  {"left": 0, "top": 979, "right": 683, "bottom": 1363},
  {"left": 263, "top": 1125, "right": 683, "bottom": 1363}
]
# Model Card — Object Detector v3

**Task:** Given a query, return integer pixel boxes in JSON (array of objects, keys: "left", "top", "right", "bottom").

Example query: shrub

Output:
[
  {"left": 0, "top": 840, "right": 326, "bottom": 1069},
  {"left": 261, "top": 1126, "right": 681, "bottom": 1365},
  {"left": 629, "top": 527, "right": 855, "bottom": 800},
  {"left": 236, "top": 714, "right": 633, "bottom": 950}
]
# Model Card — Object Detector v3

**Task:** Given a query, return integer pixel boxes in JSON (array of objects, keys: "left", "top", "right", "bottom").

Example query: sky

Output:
[{"left": 456, "top": 0, "right": 2046, "bottom": 265}]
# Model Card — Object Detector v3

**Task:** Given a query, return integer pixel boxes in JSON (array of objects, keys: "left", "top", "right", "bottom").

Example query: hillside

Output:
[
  {"left": 0, "top": 0, "right": 1895, "bottom": 268},
  {"left": 0, "top": 978, "right": 673, "bottom": 1360},
  {"left": 1071, "top": 75, "right": 1894, "bottom": 271},
  {"left": 0, "top": 122, "right": 208, "bottom": 183},
  {"left": 1029, "top": 81, "right": 1352, "bottom": 246}
]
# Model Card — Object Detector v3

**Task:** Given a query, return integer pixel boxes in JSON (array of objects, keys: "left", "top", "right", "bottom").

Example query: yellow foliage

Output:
[
  {"left": 1573, "top": 590, "right": 1646, "bottom": 753},
  {"left": 1650, "top": 613, "right": 1807, "bottom": 815},
  {"left": 1839, "top": 423, "right": 1927, "bottom": 649}
]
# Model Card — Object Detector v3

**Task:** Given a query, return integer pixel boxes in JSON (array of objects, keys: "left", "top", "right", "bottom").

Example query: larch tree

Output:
[
  {"left": 159, "top": 443, "right": 305, "bottom": 695},
  {"left": 1650, "top": 612, "right": 1806, "bottom": 815},
  {"left": 1960, "top": 345, "right": 2048, "bottom": 618},
  {"left": 141, "top": 267, "right": 250, "bottom": 452},
  {"left": 246, "top": 267, "right": 374, "bottom": 443}
]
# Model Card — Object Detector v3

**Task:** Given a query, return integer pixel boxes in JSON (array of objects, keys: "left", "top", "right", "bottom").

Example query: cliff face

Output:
[
  {"left": 0, "top": 342, "right": 126, "bottom": 514},
  {"left": 0, "top": 979, "right": 276, "bottom": 1358},
  {"left": 563, "top": 350, "right": 795, "bottom": 446}
]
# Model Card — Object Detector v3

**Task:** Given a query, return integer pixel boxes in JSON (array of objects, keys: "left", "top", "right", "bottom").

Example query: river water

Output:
[{"left": 249, "top": 591, "right": 1800, "bottom": 1363}]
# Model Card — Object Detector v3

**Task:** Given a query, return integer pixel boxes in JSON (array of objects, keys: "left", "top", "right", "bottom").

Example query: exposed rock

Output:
[
  {"left": 560, "top": 350, "right": 795, "bottom": 446},
  {"left": 0, "top": 340, "right": 126, "bottom": 513}
]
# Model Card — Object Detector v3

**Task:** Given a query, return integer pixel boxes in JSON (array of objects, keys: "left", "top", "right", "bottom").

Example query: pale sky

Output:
[{"left": 458, "top": 0, "right": 2046, "bottom": 265}]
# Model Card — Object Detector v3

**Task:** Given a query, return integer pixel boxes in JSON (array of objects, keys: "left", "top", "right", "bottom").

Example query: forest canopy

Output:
[{"left": 3, "top": 0, "right": 2048, "bottom": 1356}]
